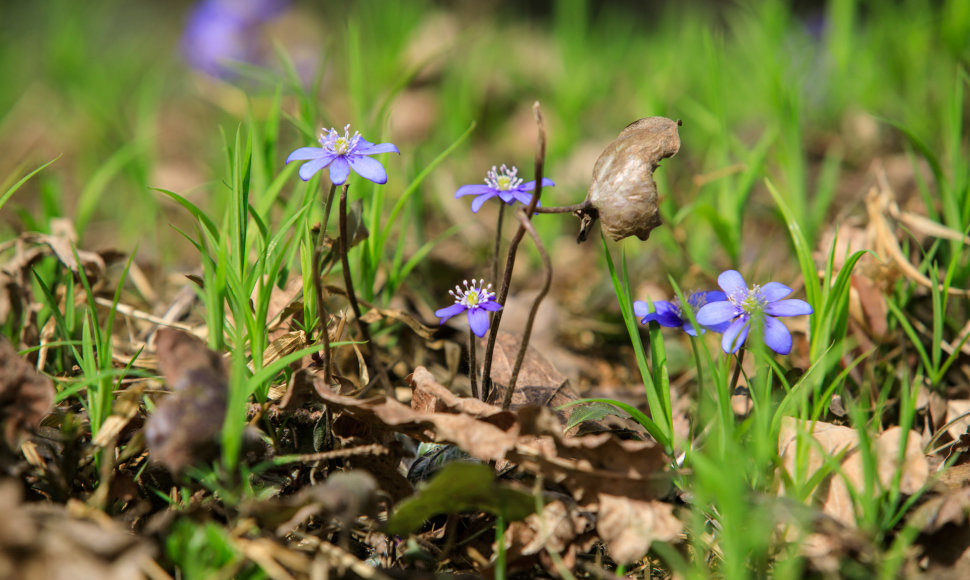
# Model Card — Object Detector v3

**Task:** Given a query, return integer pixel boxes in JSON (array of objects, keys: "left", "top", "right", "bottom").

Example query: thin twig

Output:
[
  {"left": 338, "top": 184, "right": 393, "bottom": 395},
  {"left": 532, "top": 200, "right": 593, "bottom": 214},
  {"left": 468, "top": 326, "right": 479, "bottom": 400},
  {"left": 312, "top": 184, "right": 338, "bottom": 384},
  {"left": 502, "top": 207, "right": 553, "bottom": 410},
  {"left": 481, "top": 101, "right": 547, "bottom": 401}
]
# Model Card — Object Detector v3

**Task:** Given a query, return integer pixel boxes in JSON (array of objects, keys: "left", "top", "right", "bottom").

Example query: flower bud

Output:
[{"left": 585, "top": 117, "right": 681, "bottom": 241}]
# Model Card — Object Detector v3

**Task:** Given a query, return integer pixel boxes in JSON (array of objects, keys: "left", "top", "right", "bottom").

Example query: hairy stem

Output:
[
  {"left": 312, "top": 183, "right": 337, "bottom": 383},
  {"left": 729, "top": 348, "right": 746, "bottom": 396},
  {"left": 482, "top": 101, "right": 547, "bottom": 402},
  {"left": 468, "top": 327, "right": 479, "bottom": 400},
  {"left": 502, "top": 207, "right": 552, "bottom": 410},
  {"left": 339, "top": 184, "right": 393, "bottom": 395},
  {"left": 491, "top": 203, "right": 505, "bottom": 290}
]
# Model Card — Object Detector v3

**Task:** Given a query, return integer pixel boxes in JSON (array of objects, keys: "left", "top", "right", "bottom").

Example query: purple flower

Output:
[
  {"left": 434, "top": 279, "right": 502, "bottom": 337},
  {"left": 455, "top": 165, "right": 555, "bottom": 213},
  {"left": 696, "top": 270, "right": 814, "bottom": 355},
  {"left": 181, "top": 0, "right": 289, "bottom": 79},
  {"left": 634, "top": 290, "right": 729, "bottom": 337},
  {"left": 286, "top": 125, "right": 400, "bottom": 185}
]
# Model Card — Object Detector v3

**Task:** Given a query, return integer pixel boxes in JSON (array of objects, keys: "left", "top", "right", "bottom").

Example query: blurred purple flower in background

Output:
[
  {"left": 455, "top": 164, "right": 555, "bottom": 213},
  {"left": 286, "top": 125, "right": 400, "bottom": 185},
  {"left": 181, "top": 0, "right": 288, "bottom": 79}
]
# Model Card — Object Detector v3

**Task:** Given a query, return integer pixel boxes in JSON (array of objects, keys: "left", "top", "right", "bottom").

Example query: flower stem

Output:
[
  {"left": 482, "top": 102, "right": 547, "bottom": 402},
  {"left": 312, "top": 183, "right": 337, "bottom": 384},
  {"left": 468, "top": 327, "right": 479, "bottom": 400},
  {"left": 491, "top": 203, "right": 505, "bottom": 291},
  {"left": 338, "top": 184, "right": 393, "bottom": 395},
  {"left": 502, "top": 207, "right": 552, "bottom": 410},
  {"left": 729, "top": 348, "right": 746, "bottom": 395}
]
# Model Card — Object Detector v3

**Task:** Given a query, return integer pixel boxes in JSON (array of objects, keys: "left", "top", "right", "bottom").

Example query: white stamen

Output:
[{"left": 484, "top": 164, "right": 523, "bottom": 191}]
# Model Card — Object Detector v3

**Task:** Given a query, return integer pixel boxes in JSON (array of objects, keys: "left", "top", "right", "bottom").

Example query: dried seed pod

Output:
[{"left": 584, "top": 117, "right": 681, "bottom": 242}]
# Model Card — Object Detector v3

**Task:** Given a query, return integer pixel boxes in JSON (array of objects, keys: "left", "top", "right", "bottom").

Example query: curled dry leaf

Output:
[
  {"left": 313, "top": 367, "right": 670, "bottom": 505},
  {"left": 483, "top": 331, "right": 580, "bottom": 426},
  {"left": 596, "top": 493, "right": 681, "bottom": 565},
  {"left": 0, "top": 481, "right": 153, "bottom": 579},
  {"left": 144, "top": 328, "right": 228, "bottom": 473},
  {"left": 0, "top": 336, "right": 54, "bottom": 448},
  {"left": 584, "top": 117, "right": 681, "bottom": 242},
  {"left": 778, "top": 417, "right": 928, "bottom": 527},
  {"left": 946, "top": 400, "right": 970, "bottom": 442},
  {"left": 504, "top": 498, "right": 596, "bottom": 577},
  {"left": 243, "top": 470, "right": 381, "bottom": 535}
]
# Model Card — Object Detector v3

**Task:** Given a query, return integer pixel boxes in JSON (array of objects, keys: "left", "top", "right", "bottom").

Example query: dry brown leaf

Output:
[
  {"left": 0, "top": 481, "right": 154, "bottom": 579},
  {"left": 779, "top": 418, "right": 928, "bottom": 526},
  {"left": 504, "top": 498, "right": 595, "bottom": 577},
  {"left": 144, "top": 328, "right": 228, "bottom": 472},
  {"left": 483, "top": 332, "right": 579, "bottom": 426},
  {"left": 596, "top": 493, "right": 681, "bottom": 565},
  {"left": 946, "top": 400, "right": 970, "bottom": 441},
  {"left": 583, "top": 117, "right": 680, "bottom": 242},
  {"left": 0, "top": 336, "right": 54, "bottom": 448},
  {"left": 242, "top": 471, "right": 381, "bottom": 536},
  {"left": 312, "top": 367, "right": 670, "bottom": 504}
]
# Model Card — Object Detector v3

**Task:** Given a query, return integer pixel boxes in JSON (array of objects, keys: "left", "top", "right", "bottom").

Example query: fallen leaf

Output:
[
  {"left": 946, "top": 400, "right": 970, "bottom": 441},
  {"left": 583, "top": 117, "right": 681, "bottom": 242},
  {"left": 779, "top": 418, "right": 928, "bottom": 526},
  {"left": 596, "top": 493, "right": 681, "bottom": 564},
  {"left": 144, "top": 328, "right": 228, "bottom": 473},
  {"left": 0, "top": 336, "right": 54, "bottom": 448},
  {"left": 312, "top": 367, "right": 670, "bottom": 504},
  {"left": 0, "top": 481, "right": 154, "bottom": 579}
]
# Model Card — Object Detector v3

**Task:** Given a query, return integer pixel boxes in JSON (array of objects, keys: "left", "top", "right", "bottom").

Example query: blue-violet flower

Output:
[
  {"left": 181, "top": 0, "right": 289, "bottom": 79},
  {"left": 696, "top": 270, "right": 813, "bottom": 355},
  {"left": 455, "top": 164, "right": 555, "bottom": 213},
  {"left": 634, "top": 290, "right": 729, "bottom": 336},
  {"left": 434, "top": 279, "right": 502, "bottom": 337},
  {"left": 286, "top": 124, "right": 399, "bottom": 185}
]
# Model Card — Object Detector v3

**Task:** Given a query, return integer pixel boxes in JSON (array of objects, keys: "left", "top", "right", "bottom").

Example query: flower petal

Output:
[
  {"left": 696, "top": 301, "right": 739, "bottom": 326},
  {"left": 717, "top": 270, "right": 747, "bottom": 295},
  {"left": 519, "top": 178, "right": 556, "bottom": 191},
  {"left": 455, "top": 184, "right": 493, "bottom": 198},
  {"left": 510, "top": 191, "right": 538, "bottom": 206},
  {"left": 633, "top": 301, "right": 650, "bottom": 319},
  {"left": 480, "top": 301, "right": 503, "bottom": 312},
  {"left": 435, "top": 303, "right": 466, "bottom": 323},
  {"left": 467, "top": 308, "right": 490, "bottom": 337},
  {"left": 287, "top": 147, "right": 324, "bottom": 162},
  {"left": 721, "top": 317, "right": 750, "bottom": 353},
  {"left": 470, "top": 192, "right": 497, "bottom": 213},
  {"left": 355, "top": 142, "right": 400, "bottom": 155},
  {"left": 765, "top": 299, "right": 813, "bottom": 317},
  {"left": 327, "top": 157, "right": 351, "bottom": 185},
  {"left": 652, "top": 302, "right": 683, "bottom": 327},
  {"left": 497, "top": 191, "right": 517, "bottom": 203},
  {"left": 762, "top": 316, "right": 793, "bottom": 354},
  {"left": 700, "top": 290, "right": 727, "bottom": 303},
  {"left": 703, "top": 319, "right": 731, "bottom": 334},
  {"left": 760, "top": 282, "right": 793, "bottom": 302},
  {"left": 298, "top": 156, "right": 334, "bottom": 181},
  {"left": 682, "top": 322, "right": 701, "bottom": 337},
  {"left": 348, "top": 155, "right": 388, "bottom": 184}
]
